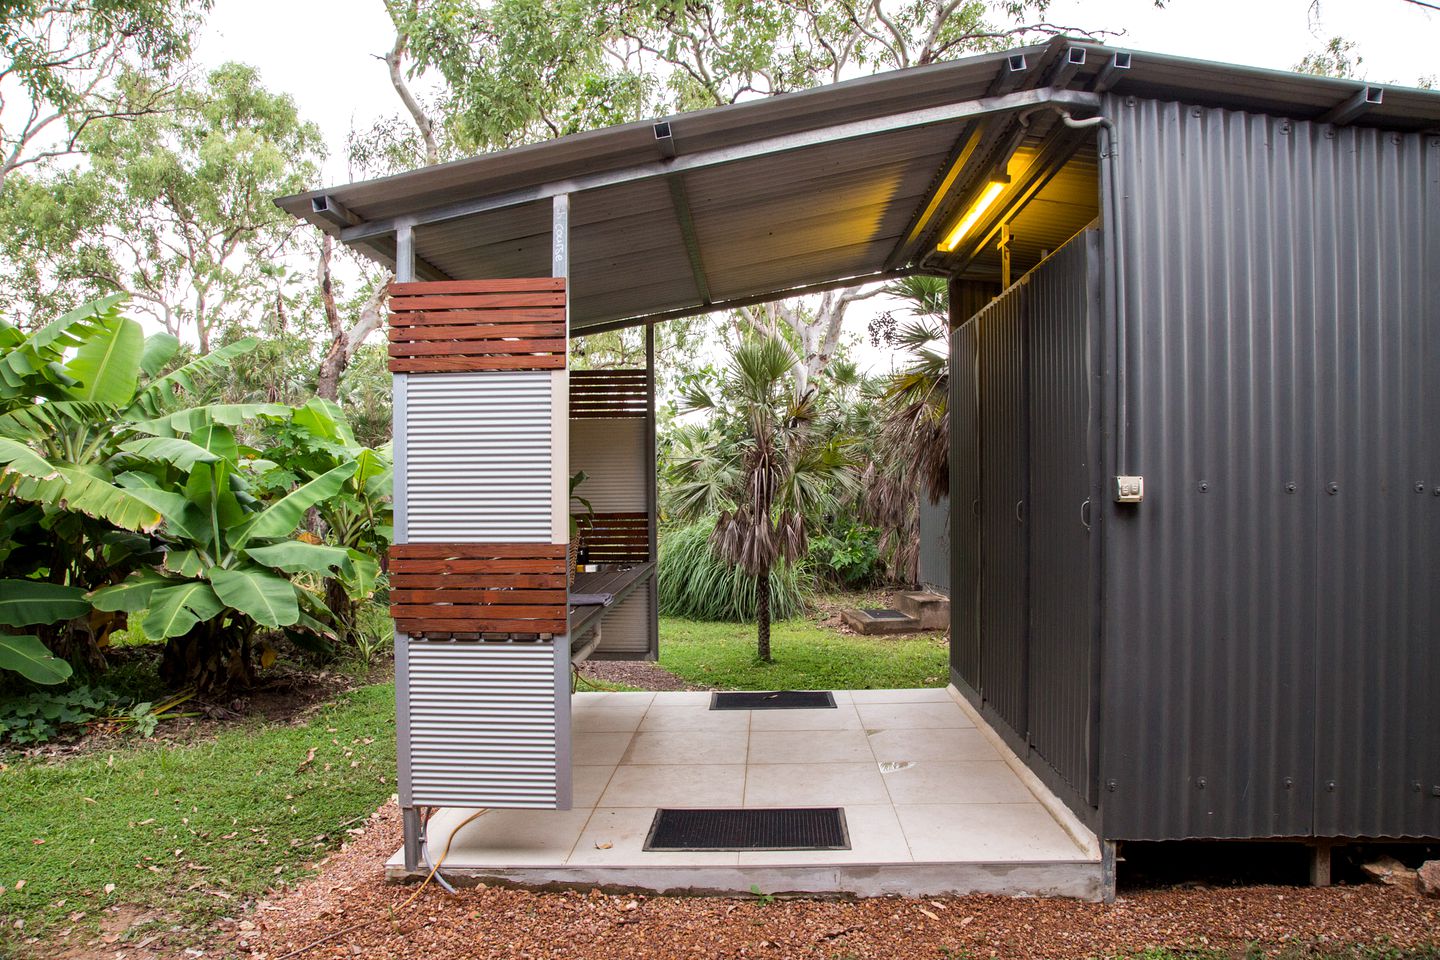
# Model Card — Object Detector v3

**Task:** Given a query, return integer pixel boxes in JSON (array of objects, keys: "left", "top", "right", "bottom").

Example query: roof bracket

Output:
[
  {"left": 1318, "top": 85, "right": 1384, "bottom": 126},
  {"left": 654, "top": 121, "right": 676, "bottom": 160},
  {"left": 310, "top": 195, "right": 358, "bottom": 230},
  {"left": 1045, "top": 46, "right": 1088, "bottom": 90},
  {"left": 1092, "top": 52, "right": 1132, "bottom": 93}
]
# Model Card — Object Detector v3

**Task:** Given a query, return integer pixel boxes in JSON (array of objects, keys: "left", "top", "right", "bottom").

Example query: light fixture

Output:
[{"left": 937, "top": 181, "right": 1006, "bottom": 253}]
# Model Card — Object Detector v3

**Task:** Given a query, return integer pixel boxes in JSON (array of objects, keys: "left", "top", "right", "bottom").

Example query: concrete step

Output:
[
  {"left": 840, "top": 608, "right": 922, "bottom": 635},
  {"left": 895, "top": 591, "right": 950, "bottom": 630}
]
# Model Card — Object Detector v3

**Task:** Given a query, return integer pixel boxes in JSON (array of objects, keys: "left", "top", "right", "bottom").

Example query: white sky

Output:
[{"left": 192, "top": 0, "right": 1440, "bottom": 374}]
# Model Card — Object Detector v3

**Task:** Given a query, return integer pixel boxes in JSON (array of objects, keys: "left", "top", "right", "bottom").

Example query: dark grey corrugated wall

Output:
[
  {"left": 1026, "top": 233, "right": 1101, "bottom": 805},
  {"left": 1099, "top": 97, "right": 1440, "bottom": 841},
  {"left": 978, "top": 287, "right": 1029, "bottom": 735},
  {"left": 918, "top": 494, "right": 950, "bottom": 595},
  {"left": 950, "top": 317, "right": 980, "bottom": 686}
]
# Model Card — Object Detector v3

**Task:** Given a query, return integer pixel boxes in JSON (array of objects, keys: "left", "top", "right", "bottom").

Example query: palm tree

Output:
[
  {"left": 666, "top": 336, "right": 853, "bottom": 662},
  {"left": 864, "top": 275, "right": 950, "bottom": 583}
]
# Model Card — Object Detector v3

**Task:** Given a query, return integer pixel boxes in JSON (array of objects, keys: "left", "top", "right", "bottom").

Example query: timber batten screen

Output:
[
  {"left": 387, "top": 279, "right": 567, "bottom": 373},
  {"left": 392, "top": 276, "right": 571, "bottom": 817}
]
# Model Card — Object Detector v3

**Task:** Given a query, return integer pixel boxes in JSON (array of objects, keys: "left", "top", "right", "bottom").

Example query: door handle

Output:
[
  {"left": 1015, "top": 499, "right": 1025, "bottom": 523},
  {"left": 1080, "top": 498, "right": 1091, "bottom": 530}
]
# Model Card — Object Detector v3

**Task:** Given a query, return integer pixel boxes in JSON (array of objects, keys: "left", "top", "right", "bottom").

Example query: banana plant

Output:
[{"left": 0, "top": 581, "right": 88, "bottom": 684}]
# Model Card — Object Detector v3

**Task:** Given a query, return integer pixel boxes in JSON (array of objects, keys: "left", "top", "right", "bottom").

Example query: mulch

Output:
[
  {"left": 212, "top": 802, "right": 1440, "bottom": 960},
  {"left": 575, "top": 660, "right": 704, "bottom": 691}
]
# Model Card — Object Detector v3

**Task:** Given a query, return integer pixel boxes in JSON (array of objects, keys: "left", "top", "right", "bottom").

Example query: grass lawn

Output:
[
  {"left": 658, "top": 616, "right": 948, "bottom": 690},
  {"left": 0, "top": 682, "right": 396, "bottom": 953}
]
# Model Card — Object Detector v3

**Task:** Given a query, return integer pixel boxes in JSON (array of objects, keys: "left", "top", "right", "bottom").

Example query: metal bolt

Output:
[
  {"left": 1285, "top": 482, "right": 1296, "bottom": 494},
  {"left": 1326, "top": 780, "right": 1337, "bottom": 792},
  {"left": 1416, "top": 482, "right": 1427, "bottom": 494},
  {"left": 1190, "top": 106, "right": 1202, "bottom": 117},
  {"left": 1327, "top": 482, "right": 1340, "bottom": 495},
  {"left": 1198, "top": 481, "right": 1209, "bottom": 493},
  {"left": 1433, "top": 486, "right": 1440, "bottom": 497},
  {"left": 1195, "top": 777, "right": 1207, "bottom": 790},
  {"left": 1283, "top": 777, "right": 1294, "bottom": 790},
  {"left": 1432, "top": 785, "right": 1440, "bottom": 798},
  {"left": 1106, "top": 779, "right": 1118, "bottom": 792},
  {"left": 1279, "top": 120, "right": 1292, "bottom": 134}
]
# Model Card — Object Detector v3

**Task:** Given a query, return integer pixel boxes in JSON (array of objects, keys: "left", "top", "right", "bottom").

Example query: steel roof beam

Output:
[
  {"left": 337, "top": 86, "right": 1101, "bottom": 244},
  {"left": 1091, "top": 51, "right": 1132, "bottom": 93},
  {"left": 654, "top": 121, "right": 713, "bottom": 306},
  {"left": 1318, "top": 85, "right": 1384, "bottom": 125}
]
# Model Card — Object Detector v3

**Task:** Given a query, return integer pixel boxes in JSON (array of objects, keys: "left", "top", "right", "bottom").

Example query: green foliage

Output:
[
  {"left": 658, "top": 616, "right": 948, "bottom": 690},
  {"left": 0, "top": 683, "right": 396, "bottom": 948},
  {"left": 808, "top": 520, "right": 882, "bottom": 589},
  {"left": 0, "top": 684, "right": 109, "bottom": 743},
  {"left": 0, "top": 298, "right": 391, "bottom": 691},
  {"left": 658, "top": 518, "right": 810, "bottom": 622}
]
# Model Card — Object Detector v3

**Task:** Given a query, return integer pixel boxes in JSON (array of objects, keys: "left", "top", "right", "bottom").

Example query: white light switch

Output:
[{"left": 1115, "top": 475, "right": 1144, "bottom": 503}]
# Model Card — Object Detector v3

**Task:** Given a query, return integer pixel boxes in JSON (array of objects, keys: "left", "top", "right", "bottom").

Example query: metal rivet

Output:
[
  {"left": 1198, "top": 481, "right": 1209, "bottom": 493},
  {"left": 1283, "top": 777, "right": 1294, "bottom": 790},
  {"left": 1191, "top": 106, "right": 1202, "bottom": 117},
  {"left": 1433, "top": 785, "right": 1440, "bottom": 798},
  {"left": 1279, "top": 120, "right": 1292, "bottom": 134},
  {"left": 1326, "top": 780, "right": 1337, "bottom": 792},
  {"left": 1285, "top": 482, "right": 1296, "bottom": 494},
  {"left": 1433, "top": 486, "right": 1440, "bottom": 497},
  {"left": 1413, "top": 781, "right": 1423, "bottom": 793},
  {"left": 1417, "top": 482, "right": 1427, "bottom": 494},
  {"left": 1106, "top": 779, "right": 1118, "bottom": 792},
  {"left": 1195, "top": 777, "right": 1207, "bottom": 790},
  {"left": 1327, "top": 482, "right": 1340, "bottom": 495}
]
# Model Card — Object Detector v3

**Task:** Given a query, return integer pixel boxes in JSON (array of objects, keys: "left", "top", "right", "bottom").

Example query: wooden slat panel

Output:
[
  {"left": 387, "top": 279, "right": 566, "bottom": 373},
  {"left": 390, "top": 278, "right": 566, "bottom": 295},
  {"left": 569, "top": 367, "right": 648, "bottom": 418},
  {"left": 391, "top": 292, "right": 565, "bottom": 310},
  {"left": 390, "top": 541, "right": 568, "bottom": 637},
  {"left": 578, "top": 512, "right": 651, "bottom": 563},
  {"left": 392, "top": 543, "right": 566, "bottom": 559}
]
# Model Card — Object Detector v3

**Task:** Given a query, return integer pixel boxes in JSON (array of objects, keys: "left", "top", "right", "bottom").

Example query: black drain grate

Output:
[
  {"left": 710, "top": 690, "right": 836, "bottom": 710},
  {"left": 861, "top": 608, "right": 911, "bottom": 620},
  {"left": 644, "top": 808, "right": 850, "bottom": 851}
]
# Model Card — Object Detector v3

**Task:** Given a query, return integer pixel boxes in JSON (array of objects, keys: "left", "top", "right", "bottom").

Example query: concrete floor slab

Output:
[{"left": 390, "top": 688, "right": 1103, "bottom": 900}]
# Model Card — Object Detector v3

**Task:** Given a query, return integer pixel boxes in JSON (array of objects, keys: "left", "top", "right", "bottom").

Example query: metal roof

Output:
[{"left": 278, "top": 39, "right": 1440, "bottom": 333}]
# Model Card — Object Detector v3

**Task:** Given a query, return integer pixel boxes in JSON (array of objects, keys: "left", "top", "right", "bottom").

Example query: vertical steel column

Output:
[
  {"left": 551, "top": 194, "right": 574, "bottom": 809},
  {"left": 645, "top": 323, "right": 660, "bottom": 659},
  {"left": 393, "top": 219, "right": 422, "bottom": 872}
]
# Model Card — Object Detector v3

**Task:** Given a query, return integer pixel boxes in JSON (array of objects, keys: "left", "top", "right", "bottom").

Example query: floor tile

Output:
[
  {"left": 647, "top": 691, "right": 713, "bottom": 706},
  {"left": 429, "top": 807, "right": 593, "bottom": 865},
  {"left": 747, "top": 729, "right": 872, "bottom": 764},
  {"left": 743, "top": 762, "right": 888, "bottom": 806},
  {"left": 747, "top": 703, "right": 862, "bottom": 731},
  {"left": 625, "top": 729, "right": 749, "bottom": 764},
  {"left": 571, "top": 691, "right": 655, "bottom": 709},
  {"left": 895, "top": 802, "right": 1087, "bottom": 861},
  {"left": 737, "top": 803, "right": 911, "bottom": 865},
  {"left": 849, "top": 688, "right": 953, "bottom": 703},
  {"left": 573, "top": 730, "right": 635, "bottom": 765},
  {"left": 571, "top": 707, "right": 645, "bottom": 733},
  {"left": 639, "top": 704, "right": 751, "bottom": 732},
  {"left": 568, "top": 807, "right": 740, "bottom": 865},
  {"left": 571, "top": 764, "right": 617, "bottom": 808},
  {"left": 856, "top": 701, "right": 974, "bottom": 730},
  {"left": 880, "top": 760, "right": 1036, "bottom": 805},
  {"left": 597, "top": 763, "right": 746, "bottom": 807},
  {"left": 866, "top": 726, "right": 1000, "bottom": 764}
]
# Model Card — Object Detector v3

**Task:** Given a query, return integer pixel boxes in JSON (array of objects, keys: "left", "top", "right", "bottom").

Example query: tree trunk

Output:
[
  {"left": 756, "top": 565, "right": 772, "bottom": 663},
  {"left": 315, "top": 234, "right": 389, "bottom": 401}
]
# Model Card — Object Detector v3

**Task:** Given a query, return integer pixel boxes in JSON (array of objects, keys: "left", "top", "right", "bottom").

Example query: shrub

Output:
[
  {"left": 808, "top": 519, "right": 883, "bottom": 588},
  {"left": 658, "top": 517, "right": 810, "bottom": 622}
]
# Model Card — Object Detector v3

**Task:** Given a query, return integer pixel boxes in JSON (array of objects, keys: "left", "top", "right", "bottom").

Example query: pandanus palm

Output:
[{"left": 666, "top": 337, "right": 854, "bottom": 661}]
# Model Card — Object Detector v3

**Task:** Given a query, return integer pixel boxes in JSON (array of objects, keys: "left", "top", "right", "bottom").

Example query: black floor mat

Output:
[
  {"left": 644, "top": 808, "right": 850, "bottom": 851},
  {"left": 710, "top": 690, "right": 836, "bottom": 710}
]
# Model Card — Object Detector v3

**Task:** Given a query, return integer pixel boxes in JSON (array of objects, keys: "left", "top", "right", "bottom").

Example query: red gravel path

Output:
[{"left": 211, "top": 803, "right": 1440, "bottom": 960}]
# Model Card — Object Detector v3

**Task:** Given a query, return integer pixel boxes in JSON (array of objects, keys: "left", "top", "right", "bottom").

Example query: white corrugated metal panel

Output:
[
  {"left": 405, "top": 371, "right": 556, "bottom": 542},
  {"left": 406, "top": 641, "right": 560, "bottom": 807},
  {"left": 594, "top": 581, "right": 651, "bottom": 656},
  {"left": 570, "top": 417, "right": 645, "bottom": 512}
]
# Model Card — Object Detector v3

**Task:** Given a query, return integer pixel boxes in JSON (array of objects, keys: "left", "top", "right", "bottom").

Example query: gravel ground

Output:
[
  {"left": 214, "top": 803, "right": 1440, "bottom": 960},
  {"left": 576, "top": 660, "right": 705, "bottom": 691}
]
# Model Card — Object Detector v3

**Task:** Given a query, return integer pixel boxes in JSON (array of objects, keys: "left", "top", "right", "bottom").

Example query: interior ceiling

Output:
[{"left": 276, "top": 39, "right": 1440, "bottom": 334}]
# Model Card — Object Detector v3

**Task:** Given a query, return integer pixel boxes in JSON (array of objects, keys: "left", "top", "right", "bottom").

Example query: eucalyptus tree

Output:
[
  {"left": 0, "top": 0, "right": 206, "bottom": 187},
  {"left": 0, "top": 62, "right": 324, "bottom": 349},
  {"left": 666, "top": 336, "right": 854, "bottom": 661}
]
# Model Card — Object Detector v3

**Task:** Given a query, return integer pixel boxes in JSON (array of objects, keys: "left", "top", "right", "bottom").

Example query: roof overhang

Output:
[{"left": 278, "top": 39, "right": 1440, "bottom": 334}]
